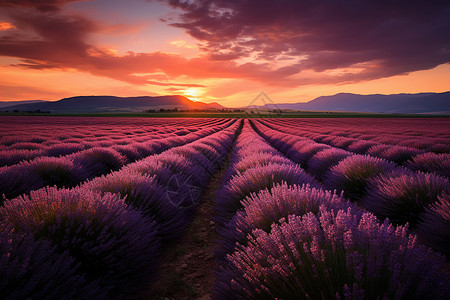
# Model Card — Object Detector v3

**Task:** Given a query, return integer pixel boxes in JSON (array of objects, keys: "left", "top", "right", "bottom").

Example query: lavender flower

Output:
[
  {"left": 214, "top": 207, "right": 449, "bottom": 299},
  {"left": 215, "top": 163, "right": 320, "bottom": 225},
  {"left": 216, "top": 183, "right": 359, "bottom": 261},
  {"left": 417, "top": 193, "right": 450, "bottom": 256},
  {"left": 346, "top": 140, "right": 377, "bottom": 154},
  {"left": 44, "top": 142, "right": 86, "bottom": 157},
  {"left": 0, "top": 229, "right": 106, "bottom": 300},
  {"left": 154, "top": 151, "right": 210, "bottom": 187},
  {"left": 70, "top": 147, "right": 126, "bottom": 179},
  {"left": 84, "top": 170, "right": 190, "bottom": 240},
  {"left": 233, "top": 152, "right": 291, "bottom": 173},
  {"left": 324, "top": 155, "right": 398, "bottom": 200},
  {"left": 0, "top": 187, "right": 160, "bottom": 296},
  {"left": 308, "top": 148, "right": 352, "bottom": 179},
  {"left": 0, "top": 156, "right": 86, "bottom": 200},
  {"left": 406, "top": 152, "right": 450, "bottom": 178},
  {"left": 361, "top": 171, "right": 450, "bottom": 227},
  {"left": 0, "top": 149, "right": 41, "bottom": 167},
  {"left": 376, "top": 145, "right": 424, "bottom": 165},
  {"left": 286, "top": 142, "right": 331, "bottom": 166}
]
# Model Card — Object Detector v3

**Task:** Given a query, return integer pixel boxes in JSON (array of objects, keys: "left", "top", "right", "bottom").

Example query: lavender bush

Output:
[
  {"left": 307, "top": 148, "right": 352, "bottom": 179},
  {"left": 44, "top": 142, "right": 86, "bottom": 157},
  {"left": 376, "top": 145, "right": 424, "bottom": 165},
  {"left": 346, "top": 140, "right": 377, "bottom": 154},
  {"left": 215, "top": 163, "right": 320, "bottom": 225},
  {"left": 324, "top": 155, "right": 397, "bottom": 200},
  {"left": 0, "top": 156, "right": 86, "bottom": 200},
  {"left": 154, "top": 151, "right": 210, "bottom": 187},
  {"left": 361, "top": 171, "right": 450, "bottom": 227},
  {"left": 233, "top": 152, "right": 291, "bottom": 173},
  {"left": 214, "top": 207, "right": 449, "bottom": 299},
  {"left": 84, "top": 170, "right": 190, "bottom": 240},
  {"left": 406, "top": 152, "right": 450, "bottom": 178},
  {"left": 0, "top": 230, "right": 106, "bottom": 300},
  {"left": 286, "top": 142, "right": 331, "bottom": 166},
  {"left": 216, "top": 183, "right": 358, "bottom": 261},
  {"left": 0, "top": 149, "right": 41, "bottom": 167},
  {"left": 0, "top": 187, "right": 160, "bottom": 296},
  {"left": 417, "top": 193, "right": 450, "bottom": 256},
  {"left": 71, "top": 147, "right": 126, "bottom": 179}
]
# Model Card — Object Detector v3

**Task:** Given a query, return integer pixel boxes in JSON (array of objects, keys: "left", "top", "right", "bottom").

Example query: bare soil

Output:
[{"left": 142, "top": 166, "right": 228, "bottom": 300}]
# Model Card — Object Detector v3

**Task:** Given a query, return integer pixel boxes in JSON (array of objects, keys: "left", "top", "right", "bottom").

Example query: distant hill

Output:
[
  {"left": 0, "top": 95, "right": 223, "bottom": 113},
  {"left": 258, "top": 92, "right": 450, "bottom": 114},
  {"left": 0, "top": 100, "right": 46, "bottom": 108}
]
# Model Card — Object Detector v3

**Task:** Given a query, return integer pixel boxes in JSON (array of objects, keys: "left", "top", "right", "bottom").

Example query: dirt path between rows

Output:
[{"left": 143, "top": 163, "right": 229, "bottom": 300}]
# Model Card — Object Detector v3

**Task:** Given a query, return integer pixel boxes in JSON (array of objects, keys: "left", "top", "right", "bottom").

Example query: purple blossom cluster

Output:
[
  {"left": 308, "top": 148, "right": 352, "bottom": 179},
  {"left": 215, "top": 183, "right": 358, "bottom": 262},
  {"left": 1, "top": 187, "right": 159, "bottom": 296},
  {"left": 417, "top": 193, "right": 450, "bottom": 256},
  {"left": 324, "top": 155, "right": 398, "bottom": 199},
  {"left": 362, "top": 171, "right": 450, "bottom": 227},
  {"left": 216, "top": 163, "right": 319, "bottom": 225},
  {"left": 0, "top": 229, "right": 106, "bottom": 300},
  {"left": 215, "top": 207, "right": 449, "bottom": 299},
  {"left": 406, "top": 152, "right": 450, "bottom": 178}
]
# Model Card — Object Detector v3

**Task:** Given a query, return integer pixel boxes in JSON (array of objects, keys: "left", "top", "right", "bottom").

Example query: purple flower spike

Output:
[
  {"left": 84, "top": 170, "right": 190, "bottom": 241},
  {"left": 216, "top": 183, "right": 360, "bottom": 261},
  {"left": 308, "top": 148, "right": 352, "bottom": 179},
  {"left": 215, "top": 163, "right": 320, "bottom": 225},
  {"left": 417, "top": 193, "right": 450, "bottom": 256},
  {"left": 362, "top": 171, "right": 449, "bottom": 227},
  {"left": 406, "top": 152, "right": 450, "bottom": 178},
  {"left": 214, "top": 207, "right": 449, "bottom": 300},
  {"left": 324, "top": 155, "right": 398, "bottom": 200},
  {"left": 0, "top": 187, "right": 161, "bottom": 296},
  {"left": 0, "top": 230, "right": 107, "bottom": 300}
]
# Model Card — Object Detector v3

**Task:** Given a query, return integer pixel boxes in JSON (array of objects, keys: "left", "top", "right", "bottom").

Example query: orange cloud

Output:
[{"left": 0, "top": 22, "right": 16, "bottom": 31}]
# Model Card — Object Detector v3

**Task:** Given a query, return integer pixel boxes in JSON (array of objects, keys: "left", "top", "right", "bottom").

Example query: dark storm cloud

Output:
[{"left": 161, "top": 0, "right": 450, "bottom": 81}]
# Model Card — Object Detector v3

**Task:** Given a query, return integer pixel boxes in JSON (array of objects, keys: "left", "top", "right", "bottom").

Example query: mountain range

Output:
[
  {"left": 1, "top": 92, "right": 449, "bottom": 114},
  {"left": 0, "top": 100, "right": 46, "bottom": 108},
  {"left": 254, "top": 92, "right": 450, "bottom": 114},
  {"left": 0, "top": 95, "right": 223, "bottom": 113}
]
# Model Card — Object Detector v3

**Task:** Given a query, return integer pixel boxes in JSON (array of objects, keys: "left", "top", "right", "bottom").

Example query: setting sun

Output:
[{"left": 182, "top": 87, "right": 203, "bottom": 102}]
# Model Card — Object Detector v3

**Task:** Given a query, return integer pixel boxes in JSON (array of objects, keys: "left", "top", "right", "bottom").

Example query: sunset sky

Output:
[{"left": 0, "top": 0, "right": 449, "bottom": 107}]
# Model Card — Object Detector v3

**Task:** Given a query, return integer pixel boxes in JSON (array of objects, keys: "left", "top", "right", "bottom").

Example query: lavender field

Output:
[{"left": 1, "top": 116, "right": 449, "bottom": 299}]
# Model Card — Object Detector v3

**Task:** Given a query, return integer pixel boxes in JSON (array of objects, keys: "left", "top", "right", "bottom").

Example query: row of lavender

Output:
[
  {"left": 212, "top": 121, "right": 449, "bottom": 299},
  {"left": 0, "top": 119, "right": 233, "bottom": 200},
  {"left": 265, "top": 118, "right": 450, "bottom": 153},
  {"left": 0, "top": 120, "right": 241, "bottom": 299},
  {"left": 0, "top": 118, "right": 230, "bottom": 167},
  {"left": 0, "top": 117, "right": 223, "bottom": 147},
  {"left": 263, "top": 118, "right": 450, "bottom": 175},
  {"left": 253, "top": 120, "right": 450, "bottom": 257}
]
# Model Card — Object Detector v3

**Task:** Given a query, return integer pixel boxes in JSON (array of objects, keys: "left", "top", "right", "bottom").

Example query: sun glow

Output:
[{"left": 183, "top": 87, "right": 203, "bottom": 102}]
